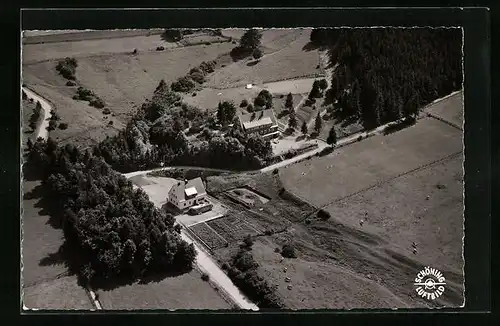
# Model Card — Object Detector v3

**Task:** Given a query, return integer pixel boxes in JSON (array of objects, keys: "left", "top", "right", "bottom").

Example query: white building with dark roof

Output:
[
  {"left": 238, "top": 109, "right": 280, "bottom": 140},
  {"left": 167, "top": 177, "right": 208, "bottom": 211}
]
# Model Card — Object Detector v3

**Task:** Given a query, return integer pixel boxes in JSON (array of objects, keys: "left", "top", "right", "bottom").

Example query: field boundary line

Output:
[
  {"left": 317, "top": 150, "right": 463, "bottom": 212},
  {"left": 188, "top": 214, "right": 224, "bottom": 227},
  {"left": 426, "top": 112, "right": 463, "bottom": 131},
  {"left": 22, "top": 30, "right": 165, "bottom": 45}
]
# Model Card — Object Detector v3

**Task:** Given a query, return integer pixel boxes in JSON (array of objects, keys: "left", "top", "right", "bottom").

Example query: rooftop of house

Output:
[
  {"left": 238, "top": 109, "right": 278, "bottom": 130},
  {"left": 169, "top": 177, "right": 206, "bottom": 201}
]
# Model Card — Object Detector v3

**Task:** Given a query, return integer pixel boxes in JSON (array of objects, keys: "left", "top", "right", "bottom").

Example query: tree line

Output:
[
  {"left": 26, "top": 138, "right": 197, "bottom": 286},
  {"left": 310, "top": 28, "right": 463, "bottom": 129}
]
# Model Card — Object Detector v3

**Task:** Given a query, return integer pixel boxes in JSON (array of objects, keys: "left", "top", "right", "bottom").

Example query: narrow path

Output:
[{"left": 22, "top": 87, "right": 53, "bottom": 140}]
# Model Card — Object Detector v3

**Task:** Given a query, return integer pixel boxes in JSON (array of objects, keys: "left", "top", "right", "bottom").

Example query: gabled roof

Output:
[
  {"left": 238, "top": 109, "right": 277, "bottom": 130},
  {"left": 185, "top": 186, "right": 198, "bottom": 197},
  {"left": 169, "top": 177, "right": 206, "bottom": 201}
]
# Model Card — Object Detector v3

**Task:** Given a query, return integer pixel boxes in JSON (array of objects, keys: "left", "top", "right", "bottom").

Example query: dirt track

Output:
[{"left": 22, "top": 87, "right": 53, "bottom": 140}]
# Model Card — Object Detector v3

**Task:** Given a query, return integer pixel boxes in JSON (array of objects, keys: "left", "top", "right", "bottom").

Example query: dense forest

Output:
[
  {"left": 27, "top": 139, "right": 196, "bottom": 285},
  {"left": 95, "top": 80, "right": 273, "bottom": 173},
  {"left": 311, "top": 28, "right": 463, "bottom": 129}
]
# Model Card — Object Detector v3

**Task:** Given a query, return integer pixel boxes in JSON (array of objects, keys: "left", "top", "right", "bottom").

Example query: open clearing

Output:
[
  {"left": 206, "top": 29, "right": 323, "bottom": 89},
  {"left": 23, "top": 276, "right": 94, "bottom": 310},
  {"left": 96, "top": 269, "right": 231, "bottom": 310}
]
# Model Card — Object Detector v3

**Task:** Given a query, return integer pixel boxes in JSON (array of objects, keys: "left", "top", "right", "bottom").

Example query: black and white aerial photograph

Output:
[{"left": 21, "top": 25, "right": 465, "bottom": 310}]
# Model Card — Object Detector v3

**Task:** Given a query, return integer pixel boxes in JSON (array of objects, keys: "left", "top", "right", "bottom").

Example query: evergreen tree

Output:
[
  {"left": 309, "top": 80, "right": 322, "bottom": 99},
  {"left": 314, "top": 112, "right": 323, "bottom": 133},
  {"left": 288, "top": 111, "right": 298, "bottom": 130},
  {"left": 240, "top": 29, "right": 263, "bottom": 50},
  {"left": 285, "top": 93, "right": 294, "bottom": 109},
  {"left": 326, "top": 126, "right": 337, "bottom": 145}
]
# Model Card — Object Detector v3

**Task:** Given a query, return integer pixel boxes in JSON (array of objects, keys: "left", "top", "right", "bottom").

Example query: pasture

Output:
[
  {"left": 279, "top": 117, "right": 463, "bottom": 208},
  {"left": 206, "top": 29, "right": 323, "bottom": 89},
  {"left": 23, "top": 276, "right": 94, "bottom": 310}
]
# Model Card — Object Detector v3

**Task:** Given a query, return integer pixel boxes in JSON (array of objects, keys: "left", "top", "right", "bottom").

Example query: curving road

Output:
[{"left": 22, "top": 87, "right": 53, "bottom": 140}]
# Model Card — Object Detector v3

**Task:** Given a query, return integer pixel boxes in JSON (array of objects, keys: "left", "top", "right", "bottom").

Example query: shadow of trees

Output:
[
  {"left": 160, "top": 29, "right": 182, "bottom": 43},
  {"left": 302, "top": 41, "right": 320, "bottom": 52},
  {"left": 246, "top": 60, "right": 259, "bottom": 67},
  {"left": 229, "top": 47, "right": 252, "bottom": 62}
]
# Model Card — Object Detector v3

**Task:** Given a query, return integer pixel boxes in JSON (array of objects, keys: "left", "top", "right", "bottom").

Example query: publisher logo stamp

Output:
[{"left": 414, "top": 266, "right": 446, "bottom": 300}]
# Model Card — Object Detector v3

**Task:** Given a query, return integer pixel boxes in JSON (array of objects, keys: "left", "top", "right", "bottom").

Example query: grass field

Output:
[
  {"left": 96, "top": 269, "right": 231, "bottom": 310},
  {"left": 425, "top": 91, "right": 464, "bottom": 128},
  {"left": 279, "top": 117, "right": 463, "bottom": 208},
  {"left": 22, "top": 180, "right": 68, "bottom": 287},
  {"left": 22, "top": 29, "right": 325, "bottom": 146},
  {"left": 22, "top": 31, "right": 170, "bottom": 64},
  {"left": 23, "top": 276, "right": 94, "bottom": 310},
  {"left": 250, "top": 238, "right": 409, "bottom": 309},
  {"left": 322, "top": 154, "right": 464, "bottom": 277},
  {"left": 206, "top": 29, "right": 322, "bottom": 89},
  {"left": 22, "top": 42, "right": 233, "bottom": 145},
  {"left": 196, "top": 94, "right": 464, "bottom": 308}
]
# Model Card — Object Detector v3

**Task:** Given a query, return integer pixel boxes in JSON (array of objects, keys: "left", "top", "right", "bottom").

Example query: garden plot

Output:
[
  {"left": 189, "top": 222, "right": 228, "bottom": 250},
  {"left": 206, "top": 214, "right": 261, "bottom": 243}
]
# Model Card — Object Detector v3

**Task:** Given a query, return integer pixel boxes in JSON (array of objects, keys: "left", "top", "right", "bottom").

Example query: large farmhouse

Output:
[
  {"left": 167, "top": 177, "right": 209, "bottom": 212},
  {"left": 238, "top": 109, "right": 280, "bottom": 140}
]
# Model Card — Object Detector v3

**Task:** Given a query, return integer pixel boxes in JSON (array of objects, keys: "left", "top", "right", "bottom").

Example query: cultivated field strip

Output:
[
  {"left": 189, "top": 222, "right": 228, "bottom": 250},
  {"left": 206, "top": 215, "right": 261, "bottom": 244},
  {"left": 318, "top": 150, "right": 463, "bottom": 214}
]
